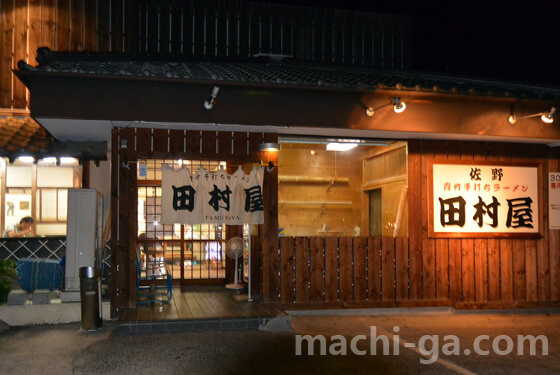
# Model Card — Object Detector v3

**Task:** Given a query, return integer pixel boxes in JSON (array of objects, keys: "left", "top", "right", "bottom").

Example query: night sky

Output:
[{"left": 255, "top": 1, "right": 560, "bottom": 87}]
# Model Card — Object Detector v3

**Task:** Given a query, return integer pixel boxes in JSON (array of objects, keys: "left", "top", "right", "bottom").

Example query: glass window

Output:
[
  {"left": 278, "top": 140, "right": 408, "bottom": 237},
  {"left": 1, "top": 158, "right": 81, "bottom": 236}
]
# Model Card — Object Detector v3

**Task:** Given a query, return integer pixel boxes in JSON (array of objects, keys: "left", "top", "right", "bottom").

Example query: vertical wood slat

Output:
[
  {"left": 460, "top": 141, "right": 475, "bottom": 303},
  {"left": 512, "top": 144, "right": 528, "bottom": 302},
  {"left": 146, "top": 0, "right": 159, "bottom": 53},
  {"left": 499, "top": 143, "right": 514, "bottom": 303},
  {"left": 28, "top": 1, "right": 43, "bottom": 72},
  {"left": 353, "top": 237, "right": 367, "bottom": 302},
  {"left": 233, "top": 132, "right": 248, "bottom": 156},
  {"left": 13, "top": 0, "right": 28, "bottom": 109},
  {"left": 367, "top": 237, "right": 381, "bottom": 301},
  {"left": 217, "top": 131, "right": 233, "bottom": 157},
  {"left": 56, "top": 0, "right": 70, "bottom": 51},
  {"left": 226, "top": 0, "right": 240, "bottom": 58},
  {"left": 395, "top": 237, "right": 409, "bottom": 301},
  {"left": 279, "top": 237, "right": 294, "bottom": 304},
  {"left": 238, "top": 0, "right": 250, "bottom": 58},
  {"left": 97, "top": 0, "right": 111, "bottom": 50},
  {"left": 111, "top": 0, "right": 125, "bottom": 52},
  {"left": 339, "top": 237, "right": 353, "bottom": 302},
  {"left": 435, "top": 238, "right": 449, "bottom": 300},
  {"left": 125, "top": 0, "right": 141, "bottom": 53},
  {"left": 473, "top": 141, "right": 488, "bottom": 303},
  {"left": 135, "top": 127, "right": 152, "bottom": 154},
  {"left": 422, "top": 140, "right": 435, "bottom": 300},
  {"left": 201, "top": 130, "right": 217, "bottom": 155},
  {"left": 158, "top": 0, "right": 171, "bottom": 54},
  {"left": 474, "top": 239, "right": 488, "bottom": 302},
  {"left": 169, "top": 129, "right": 185, "bottom": 155},
  {"left": 547, "top": 149, "right": 559, "bottom": 301},
  {"left": 461, "top": 239, "right": 475, "bottom": 302},
  {"left": 486, "top": 142, "right": 501, "bottom": 302},
  {"left": 447, "top": 141, "right": 462, "bottom": 303},
  {"left": 487, "top": 239, "right": 501, "bottom": 301},
  {"left": 152, "top": 129, "right": 168, "bottom": 153},
  {"left": 536, "top": 146, "right": 550, "bottom": 302},
  {"left": 382, "top": 237, "right": 395, "bottom": 301},
  {"left": 309, "top": 237, "right": 324, "bottom": 302},
  {"left": 525, "top": 239, "right": 538, "bottom": 302},
  {"left": 407, "top": 140, "right": 422, "bottom": 300},
  {"left": 70, "top": 0, "right": 85, "bottom": 51},
  {"left": 324, "top": 237, "right": 338, "bottom": 303},
  {"left": 0, "top": 0, "right": 14, "bottom": 108},
  {"left": 295, "top": 237, "right": 309, "bottom": 303},
  {"left": 281, "top": 5, "right": 293, "bottom": 57},
  {"left": 185, "top": 130, "right": 201, "bottom": 154},
  {"left": 84, "top": 0, "right": 98, "bottom": 51}
]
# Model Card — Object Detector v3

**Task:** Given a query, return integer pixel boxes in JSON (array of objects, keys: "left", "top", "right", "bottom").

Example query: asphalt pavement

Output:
[{"left": 1, "top": 310, "right": 559, "bottom": 375}]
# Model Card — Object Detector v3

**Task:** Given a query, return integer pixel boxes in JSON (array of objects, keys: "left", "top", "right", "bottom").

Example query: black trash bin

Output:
[{"left": 79, "top": 266, "right": 103, "bottom": 331}]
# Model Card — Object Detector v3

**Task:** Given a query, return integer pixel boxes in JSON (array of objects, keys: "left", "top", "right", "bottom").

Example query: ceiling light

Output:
[
  {"left": 326, "top": 142, "right": 358, "bottom": 151},
  {"left": 42, "top": 157, "right": 57, "bottom": 163},
  {"left": 259, "top": 143, "right": 281, "bottom": 151},
  {"left": 60, "top": 157, "right": 77, "bottom": 164},
  {"left": 17, "top": 156, "right": 34, "bottom": 163}
]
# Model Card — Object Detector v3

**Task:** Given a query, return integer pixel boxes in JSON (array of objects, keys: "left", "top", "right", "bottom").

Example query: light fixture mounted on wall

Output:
[
  {"left": 203, "top": 85, "right": 220, "bottom": 110},
  {"left": 365, "top": 97, "right": 406, "bottom": 117},
  {"left": 507, "top": 107, "right": 556, "bottom": 125},
  {"left": 259, "top": 142, "right": 281, "bottom": 152}
]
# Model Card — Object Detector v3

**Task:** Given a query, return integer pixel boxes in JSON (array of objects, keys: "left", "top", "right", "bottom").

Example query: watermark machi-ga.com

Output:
[{"left": 295, "top": 326, "right": 549, "bottom": 364}]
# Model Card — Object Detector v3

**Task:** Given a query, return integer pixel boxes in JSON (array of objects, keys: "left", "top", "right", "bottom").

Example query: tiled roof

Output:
[
  {"left": 16, "top": 47, "right": 560, "bottom": 101},
  {"left": 0, "top": 116, "right": 50, "bottom": 153},
  {"left": 0, "top": 116, "right": 107, "bottom": 160}
]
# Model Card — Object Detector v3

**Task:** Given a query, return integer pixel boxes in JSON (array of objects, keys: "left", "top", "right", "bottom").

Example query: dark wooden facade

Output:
[{"left": 1, "top": 0, "right": 410, "bottom": 112}]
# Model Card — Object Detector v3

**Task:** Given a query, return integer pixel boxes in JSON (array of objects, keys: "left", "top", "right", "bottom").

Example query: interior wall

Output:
[{"left": 278, "top": 144, "right": 363, "bottom": 237}]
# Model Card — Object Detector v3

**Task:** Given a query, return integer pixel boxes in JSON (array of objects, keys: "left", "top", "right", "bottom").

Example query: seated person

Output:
[{"left": 2, "top": 217, "right": 34, "bottom": 238}]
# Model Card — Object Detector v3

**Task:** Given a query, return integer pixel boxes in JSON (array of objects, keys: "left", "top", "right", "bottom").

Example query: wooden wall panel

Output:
[
  {"left": 368, "top": 236, "right": 381, "bottom": 301},
  {"left": 280, "top": 237, "right": 294, "bottom": 304},
  {"left": 422, "top": 140, "right": 436, "bottom": 300},
  {"left": 309, "top": 237, "right": 324, "bottom": 302},
  {"left": 395, "top": 237, "right": 409, "bottom": 301},
  {"left": 381, "top": 237, "right": 395, "bottom": 301},
  {"left": 324, "top": 237, "right": 338, "bottom": 303},
  {"left": 13, "top": 0, "right": 28, "bottom": 108},
  {"left": 70, "top": 0, "right": 85, "bottom": 51},
  {"left": 435, "top": 238, "right": 449, "bottom": 300},
  {"left": 339, "top": 237, "right": 353, "bottom": 302},
  {"left": 295, "top": 237, "right": 310, "bottom": 303},
  {"left": 0, "top": 0, "right": 14, "bottom": 108},
  {"left": 354, "top": 237, "right": 367, "bottom": 302},
  {"left": 407, "top": 140, "right": 422, "bottom": 300}
]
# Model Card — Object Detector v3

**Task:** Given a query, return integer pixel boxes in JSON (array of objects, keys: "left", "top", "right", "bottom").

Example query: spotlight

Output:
[
  {"left": 365, "top": 97, "right": 406, "bottom": 117},
  {"left": 508, "top": 106, "right": 556, "bottom": 125},
  {"left": 393, "top": 97, "right": 406, "bottom": 113},
  {"left": 541, "top": 107, "right": 556, "bottom": 124},
  {"left": 204, "top": 86, "right": 220, "bottom": 110}
]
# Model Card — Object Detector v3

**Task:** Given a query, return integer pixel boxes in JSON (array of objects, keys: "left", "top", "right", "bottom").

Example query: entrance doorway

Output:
[{"left": 137, "top": 159, "right": 228, "bottom": 284}]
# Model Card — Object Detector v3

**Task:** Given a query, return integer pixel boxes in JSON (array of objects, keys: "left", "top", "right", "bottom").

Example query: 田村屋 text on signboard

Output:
[{"left": 429, "top": 161, "right": 542, "bottom": 238}]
